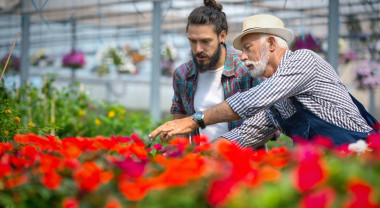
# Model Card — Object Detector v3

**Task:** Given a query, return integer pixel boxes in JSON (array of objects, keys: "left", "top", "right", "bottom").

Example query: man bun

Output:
[{"left": 204, "top": 0, "right": 223, "bottom": 12}]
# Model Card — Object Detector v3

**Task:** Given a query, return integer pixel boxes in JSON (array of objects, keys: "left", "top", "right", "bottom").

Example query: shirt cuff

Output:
[{"left": 220, "top": 130, "right": 245, "bottom": 147}]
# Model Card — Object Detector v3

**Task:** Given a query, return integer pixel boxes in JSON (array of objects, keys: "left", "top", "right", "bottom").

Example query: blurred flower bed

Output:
[
  {"left": 0, "top": 132, "right": 380, "bottom": 208},
  {"left": 0, "top": 77, "right": 156, "bottom": 142},
  {"left": 1, "top": 76, "right": 380, "bottom": 208}
]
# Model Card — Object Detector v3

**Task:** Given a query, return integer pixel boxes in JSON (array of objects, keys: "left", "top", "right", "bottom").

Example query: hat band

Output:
[{"left": 242, "top": 27, "right": 263, "bottom": 33}]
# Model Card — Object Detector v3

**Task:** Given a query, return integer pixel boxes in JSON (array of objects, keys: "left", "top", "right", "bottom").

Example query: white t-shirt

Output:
[{"left": 194, "top": 66, "right": 229, "bottom": 141}]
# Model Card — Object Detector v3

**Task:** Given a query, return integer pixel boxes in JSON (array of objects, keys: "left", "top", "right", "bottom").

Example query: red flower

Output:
[
  {"left": 39, "top": 154, "right": 62, "bottom": 173},
  {"left": 94, "top": 136, "right": 118, "bottom": 150},
  {"left": 62, "top": 197, "right": 79, "bottom": 208},
  {"left": 0, "top": 143, "right": 13, "bottom": 155},
  {"left": 119, "top": 177, "right": 152, "bottom": 201},
  {"left": 41, "top": 171, "right": 62, "bottom": 190},
  {"left": 0, "top": 162, "right": 12, "bottom": 178},
  {"left": 74, "top": 161, "right": 102, "bottom": 192},
  {"left": 292, "top": 144, "right": 328, "bottom": 192},
  {"left": 207, "top": 141, "right": 256, "bottom": 206},
  {"left": 130, "top": 143, "right": 148, "bottom": 159},
  {"left": 156, "top": 154, "right": 206, "bottom": 187},
  {"left": 368, "top": 133, "right": 380, "bottom": 151},
  {"left": 311, "top": 136, "right": 334, "bottom": 149},
  {"left": 193, "top": 134, "right": 209, "bottom": 144},
  {"left": 344, "top": 179, "right": 380, "bottom": 208},
  {"left": 20, "top": 145, "right": 38, "bottom": 159},
  {"left": 63, "top": 158, "right": 80, "bottom": 169},
  {"left": 131, "top": 134, "right": 145, "bottom": 146},
  {"left": 194, "top": 143, "right": 212, "bottom": 152},
  {"left": 111, "top": 135, "right": 131, "bottom": 143},
  {"left": 207, "top": 179, "right": 236, "bottom": 207},
  {"left": 103, "top": 197, "right": 122, "bottom": 208},
  {"left": 300, "top": 187, "right": 336, "bottom": 208},
  {"left": 61, "top": 138, "right": 83, "bottom": 159},
  {"left": 14, "top": 134, "right": 61, "bottom": 151},
  {"left": 5, "top": 174, "right": 28, "bottom": 188}
]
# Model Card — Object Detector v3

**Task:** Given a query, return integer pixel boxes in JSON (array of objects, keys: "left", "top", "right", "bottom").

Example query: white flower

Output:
[
  {"left": 96, "top": 45, "right": 137, "bottom": 74},
  {"left": 348, "top": 140, "right": 368, "bottom": 153},
  {"left": 138, "top": 42, "right": 178, "bottom": 61}
]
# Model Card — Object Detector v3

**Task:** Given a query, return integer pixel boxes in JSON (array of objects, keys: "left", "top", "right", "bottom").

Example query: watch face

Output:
[{"left": 194, "top": 111, "right": 204, "bottom": 120}]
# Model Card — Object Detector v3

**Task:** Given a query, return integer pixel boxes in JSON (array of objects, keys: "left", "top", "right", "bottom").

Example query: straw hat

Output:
[{"left": 233, "top": 14, "right": 293, "bottom": 50}]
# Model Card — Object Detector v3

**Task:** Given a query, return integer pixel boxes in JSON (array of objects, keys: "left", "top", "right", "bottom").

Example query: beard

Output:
[
  {"left": 192, "top": 43, "right": 221, "bottom": 73},
  {"left": 244, "top": 43, "right": 269, "bottom": 78}
]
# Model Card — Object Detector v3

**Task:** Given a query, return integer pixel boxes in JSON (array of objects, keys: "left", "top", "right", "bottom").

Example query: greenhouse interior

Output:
[{"left": 1, "top": 0, "right": 380, "bottom": 207}]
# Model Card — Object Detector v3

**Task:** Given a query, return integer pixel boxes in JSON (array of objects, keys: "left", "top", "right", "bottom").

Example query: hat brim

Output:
[{"left": 233, "top": 28, "right": 293, "bottom": 50}]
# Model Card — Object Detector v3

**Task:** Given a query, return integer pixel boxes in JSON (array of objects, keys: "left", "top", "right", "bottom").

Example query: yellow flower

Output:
[
  {"left": 120, "top": 109, "right": 126, "bottom": 114},
  {"left": 28, "top": 121, "right": 36, "bottom": 128},
  {"left": 5, "top": 109, "right": 11, "bottom": 114},
  {"left": 78, "top": 109, "right": 85, "bottom": 117},
  {"left": 3, "top": 130, "right": 9, "bottom": 135},
  {"left": 13, "top": 117, "right": 20, "bottom": 124},
  {"left": 95, "top": 119, "right": 101, "bottom": 126},
  {"left": 118, "top": 115, "right": 124, "bottom": 120},
  {"left": 108, "top": 110, "right": 116, "bottom": 118}
]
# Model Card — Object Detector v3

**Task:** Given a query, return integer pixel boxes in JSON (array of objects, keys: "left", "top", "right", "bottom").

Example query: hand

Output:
[{"left": 149, "top": 117, "right": 198, "bottom": 142}]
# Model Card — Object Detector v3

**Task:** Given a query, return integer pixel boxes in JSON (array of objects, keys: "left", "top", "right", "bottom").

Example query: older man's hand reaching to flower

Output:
[{"left": 149, "top": 101, "right": 241, "bottom": 142}]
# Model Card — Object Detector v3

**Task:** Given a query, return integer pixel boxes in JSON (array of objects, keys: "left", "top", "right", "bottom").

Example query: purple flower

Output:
[
  {"left": 339, "top": 51, "right": 358, "bottom": 64},
  {"left": 293, "top": 33, "right": 322, "bottom": 53},
  {"left": 0, "top": 54, "right": 20, "bottom": 72},
  {"left": 355, "top": 60, "right": 380, "bottom": 90},
  {"left": 62, "top": 50, "right": 86, "bottom": 69}
]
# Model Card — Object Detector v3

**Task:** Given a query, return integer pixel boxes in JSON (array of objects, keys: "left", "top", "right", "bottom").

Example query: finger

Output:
[
  {"left": 167, "top": 129, "right": 180, "bottom": 138},
  {"left": 160, "top": 132, "right": 166, "bottom": 143},
  {"left": 149, "top": 127, "right": 163, "bottom": 140}
]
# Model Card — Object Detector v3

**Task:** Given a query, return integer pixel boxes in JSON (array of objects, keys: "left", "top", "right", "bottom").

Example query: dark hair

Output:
[{"left": 186, "top": 0, "right": 228, "bottom": 35}]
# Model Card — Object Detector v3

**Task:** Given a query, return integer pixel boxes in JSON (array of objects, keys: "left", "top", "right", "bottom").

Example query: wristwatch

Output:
[{"left": 192, "top": 111, "right": 206, "bottom": 129}]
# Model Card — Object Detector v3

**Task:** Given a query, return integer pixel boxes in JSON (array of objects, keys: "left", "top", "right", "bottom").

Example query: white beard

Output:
[{"left": 244, "top": 45, "right": 269, "bottom": 78}]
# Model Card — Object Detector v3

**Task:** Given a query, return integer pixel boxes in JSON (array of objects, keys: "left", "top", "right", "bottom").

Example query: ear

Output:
[
  {"left": 268, "top": 36, "right": 276, "bottom": 52},
  {"left": 219, "top": 30, "right": 227, "bottom": 43}
]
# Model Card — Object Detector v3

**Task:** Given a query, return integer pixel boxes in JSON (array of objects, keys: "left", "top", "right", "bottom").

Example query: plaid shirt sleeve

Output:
[
  {"left": 221, "top": 109, "right": 278, "bottom": 147},
  {"left": 170, "top": 66, "right": 187, "bottom": 115}
]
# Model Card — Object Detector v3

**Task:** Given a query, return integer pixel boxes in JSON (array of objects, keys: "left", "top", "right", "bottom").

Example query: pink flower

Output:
[
  {"left": 300, "top": 187, "right": 336, "bottom": 208},
  {"left": 114, "top": 157, "right": 147, "bottom": 178},
  {"left": 62, "top": 50, "right": 86, "bottom": 69},
  {"left": 153, "top": 144, "right": 162, "bottom": 150}
]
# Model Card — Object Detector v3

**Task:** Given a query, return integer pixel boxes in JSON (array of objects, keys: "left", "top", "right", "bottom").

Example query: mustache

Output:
[
  {"left": 244, "top": 60, "right": 257, "bottom": 67},
  {"left": 195, "top": 52, "right": 208, "bottom": 58}
]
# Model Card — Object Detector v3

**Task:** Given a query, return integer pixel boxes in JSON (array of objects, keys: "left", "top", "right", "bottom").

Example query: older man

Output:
[{"left": 150, "top": 14, "right": 377, "bottom": 147}]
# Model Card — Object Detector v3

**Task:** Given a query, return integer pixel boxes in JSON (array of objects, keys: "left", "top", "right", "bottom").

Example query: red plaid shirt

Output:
[{"left": 170, "top": 47, "right": 263, "bottom": 131}]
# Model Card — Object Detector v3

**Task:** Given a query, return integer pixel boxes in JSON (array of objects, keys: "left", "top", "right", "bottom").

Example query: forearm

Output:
[{"left": 203, "top": 101, "right": 241, "bottom": 126}]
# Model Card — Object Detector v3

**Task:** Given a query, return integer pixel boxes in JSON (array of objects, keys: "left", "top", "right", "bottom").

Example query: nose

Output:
[
  {"left": 195, "top": 43, "right": 203, "bottom": 54},
  {"left": 240, "top": 51, "right": 248, "bottom": 61}
]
